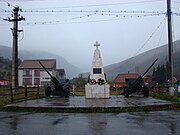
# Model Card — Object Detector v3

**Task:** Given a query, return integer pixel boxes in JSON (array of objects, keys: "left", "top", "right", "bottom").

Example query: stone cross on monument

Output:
[{"left": 94, "top": 41, "right": 100, "bottom": 49}]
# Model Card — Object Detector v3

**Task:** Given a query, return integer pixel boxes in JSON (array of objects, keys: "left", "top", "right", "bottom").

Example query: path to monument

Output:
[
  {"left": 6, "top": 95, "right": 172, "bottom": 108},
  {"left": 0, "top": 111, "right": 179, "bottom": 135}
]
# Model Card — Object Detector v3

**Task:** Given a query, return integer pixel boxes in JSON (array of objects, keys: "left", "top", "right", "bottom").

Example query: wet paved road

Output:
[{"left": 0, "top": 111, "right": 180, "bottom": 135}]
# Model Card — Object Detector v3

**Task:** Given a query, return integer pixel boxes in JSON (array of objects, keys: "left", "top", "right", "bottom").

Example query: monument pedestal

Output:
[{"left": 85, "top": 84, "right": 109, "bottom": 98}]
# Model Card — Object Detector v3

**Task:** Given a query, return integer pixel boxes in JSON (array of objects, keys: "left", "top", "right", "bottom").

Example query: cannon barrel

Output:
[
  {"left": 39, "top": 61, "right": 53, "bottom": 78},
  {"left": 141, "top": 58, "right": 158, "bottom": 78},
  {"left": 124, "top": 58, "right": 158, "bottom": 97},
  {"left": 39, "top": 61, "right": 63, "bottom": 89},
  {"left": 127, "top": 58, "right": 158, "bottom": 87},
  {"left": 39, "top": 61, "right": 70, "bottom": 97}
]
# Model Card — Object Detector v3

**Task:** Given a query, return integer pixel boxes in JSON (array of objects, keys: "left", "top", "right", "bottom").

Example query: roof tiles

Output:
[
  {"left": 114, "top": 73, "right": 140, "bottom": 83},
  {"left": 19, "top": 59, "right": 56, "bottom": 69}
]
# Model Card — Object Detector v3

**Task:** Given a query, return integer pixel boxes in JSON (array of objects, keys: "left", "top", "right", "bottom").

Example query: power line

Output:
[
  {"left": 22, "top": 0, "right": 164, "bottom": 10},
  {"left": 0, "top": 16, "right": 5, "bottom": 19},
  {"left": 152, "top": 16, "right": 166, "bottom": 62},
  {"left": 173, "top": 12, "right": 180, "bottom": 16},
  {"left": 18, "top": 12, "right": 165, "bottom": 17},
  {"left": 0, "top": 10, "right": 11, "bottom": 13},
  {"left": 135, "top": 16, "right": 167, "bottom": 55},
  {"left": 0, "top": 0, "right": 16, "bottom": 8},
  {"left": 19, "top": 13, "right": 163, "bottom": 26},
  {"left": 0, "top": 16, "right": 7, "bottom": 22},
  {"left": 171, "top": 13, "right": 178, "bottom": 77},
  {"left": 19, "top": 9, "right": 165, "bottom": 14},
  {"left": 0, "top": 10, "right": 167, "bottom": 16},
  {"left": 123, "top": 15, "right": 167, "bottom": 73},
  {"left": 172, "top": 1, "right": 180, "bottom": 4},
  {"left": 172, "top": 7, "right": 180, "bottom": 10},
  {"left": 0, "top": 8, "right": 6, "bottom": 11}
]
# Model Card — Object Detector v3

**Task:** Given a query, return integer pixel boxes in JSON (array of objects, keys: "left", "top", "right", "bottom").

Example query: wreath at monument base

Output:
[
  {"left": 89, "top": 78, "right": 107, "bottom": 85},
  {"left": 89, "top": 79, "right": 97, "bottom": 85},
  {"left": 97, "top": 78, "right": 106, "bottom": 85}
]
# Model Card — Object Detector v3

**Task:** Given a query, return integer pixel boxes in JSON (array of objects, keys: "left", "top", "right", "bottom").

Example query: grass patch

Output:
[
  {"left": 151, "top": 93, "right": 180, "bottom": 103},
  {"left": 72, "top": 91, "right": 85, "bottom": 96},
  {"left": 2, "top": 104, "right": 180, "bottom": 113}
]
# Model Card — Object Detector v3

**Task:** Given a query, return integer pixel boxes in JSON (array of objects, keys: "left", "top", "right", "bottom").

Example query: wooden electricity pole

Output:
[
  {"left": 167, "top": 0, "right": 174, "bottom": 95},
  {"left": 4, "top": 7, "right": 25, "bottom": 91}
]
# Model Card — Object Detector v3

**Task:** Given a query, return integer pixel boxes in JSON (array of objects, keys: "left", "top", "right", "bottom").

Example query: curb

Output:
[{"left": 2, "top": 103, "right": 180, "bottom": 113}]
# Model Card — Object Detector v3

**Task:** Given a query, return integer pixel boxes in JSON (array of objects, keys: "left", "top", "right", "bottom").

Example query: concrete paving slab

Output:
[{"left": 5, "top": 95, "right": 172, "bottom": 108}]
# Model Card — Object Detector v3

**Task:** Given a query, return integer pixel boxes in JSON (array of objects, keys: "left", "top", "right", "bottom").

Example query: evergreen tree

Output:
[
  {"left": 152, "top": 62, "right": 169, "bottom": 84},
  {"left": 0, "top": 57, "right": 22, "bottom": 80}
]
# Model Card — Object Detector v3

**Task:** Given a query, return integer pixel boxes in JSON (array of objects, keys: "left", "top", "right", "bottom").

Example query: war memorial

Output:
[
  {"left": 3, "top": 41, "right": 174, "bottom": 113},
  {"left": 85, "top": 41, "right": 109, "bottom": 98}
]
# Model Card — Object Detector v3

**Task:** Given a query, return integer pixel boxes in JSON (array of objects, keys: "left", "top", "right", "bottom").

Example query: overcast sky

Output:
[{"left": 0, "top": 0, "right": 180, "bottom": 72}]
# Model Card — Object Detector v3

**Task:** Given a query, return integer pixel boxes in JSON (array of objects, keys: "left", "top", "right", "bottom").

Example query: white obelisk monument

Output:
[{"left": 85, "top": 41, "right": 110, "bottom": 98}]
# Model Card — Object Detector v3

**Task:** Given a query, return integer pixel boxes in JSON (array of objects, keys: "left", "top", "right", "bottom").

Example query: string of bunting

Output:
[
  {"left": 0, "top": 9, "right": 165, "bottom": 14},
  {"left": 18, "top": 13, "right": 164, "bottom": 26}
]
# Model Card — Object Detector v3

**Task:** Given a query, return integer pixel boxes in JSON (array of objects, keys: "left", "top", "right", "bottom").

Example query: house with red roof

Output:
[
  {"left": 112, "top": 73, "right": 140, "bottom": 88},
  {"left": 112, "top": 73, "right": 153, "bottom": 89},
  {"left": 18, "top": 59, "right": 65, "bottom": 87}
]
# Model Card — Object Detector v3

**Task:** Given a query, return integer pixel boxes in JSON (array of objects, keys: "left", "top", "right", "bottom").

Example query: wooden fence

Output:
[{"left": 0, "top": 85, "right": 44, "bottom": 104}]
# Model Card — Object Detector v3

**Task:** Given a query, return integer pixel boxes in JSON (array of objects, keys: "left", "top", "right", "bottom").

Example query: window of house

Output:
[
  {"left": 34, "top": 78, "right": 40, "bottom": 85},
  {"left": 43, "top": 77, "right": 50, "bottom": 80},
  {"left": 23, "top": 78, "right": 32, "bottom": 85},
  {"left": 34, "top": 70, "right": 40, "bottom": 76},
  {"left": 23, "top": 70, "right": 32, "bottom": 76}
]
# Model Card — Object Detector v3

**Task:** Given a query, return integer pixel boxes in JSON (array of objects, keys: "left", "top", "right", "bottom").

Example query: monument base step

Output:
[{"left": 85, "top": 84, "right": 110, "bottom": 98}]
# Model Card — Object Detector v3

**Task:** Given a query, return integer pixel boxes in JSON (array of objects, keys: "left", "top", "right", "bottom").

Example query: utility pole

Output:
[
  {"left": 167, "top": 0, "right": 174, "bottom": 95},
  {"left": 4, "top": 7, "right": 25, "bottom": 91}
]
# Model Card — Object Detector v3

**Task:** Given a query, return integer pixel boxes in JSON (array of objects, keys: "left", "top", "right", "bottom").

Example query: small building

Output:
[
  {"left": 112, "top": 73, "right": 153, "bottom": 89},
  {"left": 112, "top": 73, "right": 140, "bottom": 88},
  {"left": 143, "top": 75, "right": 153, "bottom": 84},
  {"left": 0, "top": 78, "right": 10, "bottom": 87},
  {"left": 56, "top": 69, "right": 66, "bottom": 79},
  {"left": 18, "top": 59, "right": 57, "bottom": 87}
]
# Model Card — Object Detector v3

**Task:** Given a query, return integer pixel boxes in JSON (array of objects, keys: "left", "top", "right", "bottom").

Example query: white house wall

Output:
[
  {"left": 18, "top": 70, "right": 23, "bottom": 86},
  {"left": 19, "top": 69, "right": 54, "bottom": 87},
  {"left": 40, "top": 70, "right": 52, "bottom": 86}
]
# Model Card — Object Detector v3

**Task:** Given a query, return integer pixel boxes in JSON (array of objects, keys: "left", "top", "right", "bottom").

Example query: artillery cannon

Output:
[
  {"left": 124, "top": 58, "right": 158, "bottom": 97},
  {"left": 39, "top": 61, "right": 70, "bottom": 97}
]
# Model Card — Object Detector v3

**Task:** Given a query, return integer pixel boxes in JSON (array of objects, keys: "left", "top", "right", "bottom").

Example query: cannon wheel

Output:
[
  {"left": 143, "top": 86, "right": 149, "bottom": 97},
  {"left": 45, "top": 87, "right": 52, "bottom": 97},
  {"left": 124, "top": 87, "right": 129, "bottom": 97},
  {"left": 64, "top": 89, "right": 70, "bottom": 97}
]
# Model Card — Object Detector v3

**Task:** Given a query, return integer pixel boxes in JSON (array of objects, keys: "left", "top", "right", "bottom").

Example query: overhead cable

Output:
[
  {"left": 20, "top": 9, "right": 165, "bottom": 14},
  {"left": 134, "top": 16, "right": 167, "bottom": 55},
  {"left": 19, "top": 13, "right": 163, "bottom": 26},
  {"left": 21, "top": 0, "right": 164, "bottom": 10}
]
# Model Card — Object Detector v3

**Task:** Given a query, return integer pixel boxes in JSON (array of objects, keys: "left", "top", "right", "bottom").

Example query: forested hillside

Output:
[
  {"left": 0, "top": 57, "right": 22, "bottom": 80},
  {"left": 103, "top": 39, "right": 180, "bottom": 80},
  {"left": 0, "top": 57, "right": 11, "bottom": 80},
  {"left": 0, "top": 45, "right": 80, "bottom": 78}
]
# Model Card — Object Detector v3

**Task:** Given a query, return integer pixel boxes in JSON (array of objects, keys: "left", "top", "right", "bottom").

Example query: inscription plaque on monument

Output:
[{"left": 85, "top": 41, "right": 110, "bottom": 98}]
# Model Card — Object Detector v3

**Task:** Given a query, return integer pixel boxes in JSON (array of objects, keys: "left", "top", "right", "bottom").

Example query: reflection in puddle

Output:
[{"left": 87, "top": 114, "right": 107, "bottom": 135}]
